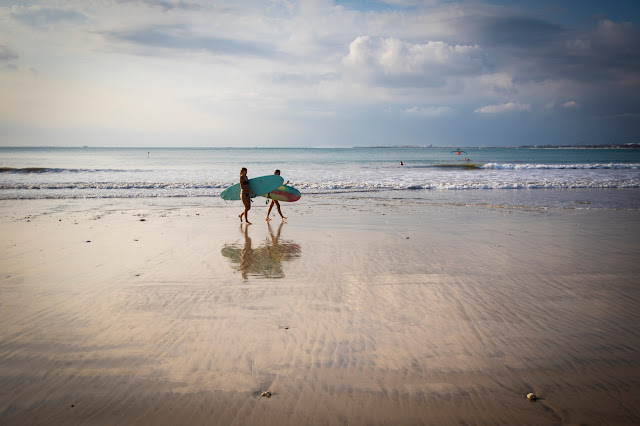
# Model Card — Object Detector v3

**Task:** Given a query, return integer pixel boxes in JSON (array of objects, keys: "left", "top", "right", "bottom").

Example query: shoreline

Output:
[
  {"left": 2, "top": 187, "right": 640, "bottom": 211},
  {"left": 1, "top": 198, "right": 639, "bottom": 424}
]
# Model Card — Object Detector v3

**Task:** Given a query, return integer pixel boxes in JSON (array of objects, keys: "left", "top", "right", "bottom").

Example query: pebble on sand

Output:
[
  {"left": 526, "top": 392, "right": 537, "bottom": 401},
  {"left": 261, "top": 391, "right": 272, "bottom": 398}
]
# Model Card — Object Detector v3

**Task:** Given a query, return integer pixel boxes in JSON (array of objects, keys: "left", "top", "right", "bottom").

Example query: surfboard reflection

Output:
[{"left": 221, "top": 221, "right": 301, "bottom": 279}]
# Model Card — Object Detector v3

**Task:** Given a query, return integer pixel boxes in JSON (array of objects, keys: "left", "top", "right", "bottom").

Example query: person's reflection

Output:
[
  {"left": 262, "top": 221, "right": 301, "bottom": 277},
  {"left": 239, "top": 223, "right": 252, "bottom": 279},
  {"left": 221, "top": 222, "right": 301, "bottom": 279}
]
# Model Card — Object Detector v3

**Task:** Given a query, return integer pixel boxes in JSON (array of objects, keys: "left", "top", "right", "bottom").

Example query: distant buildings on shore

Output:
[
  {"left": 356, "top": 143, "right": 639, "bottom": 149},
  {"left": 521, "top": 143, "right": 640, "bottom": 149}
]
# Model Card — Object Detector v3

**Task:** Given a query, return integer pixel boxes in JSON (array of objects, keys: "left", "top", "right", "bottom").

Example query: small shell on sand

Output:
[
  {"left": 526, "top": 392, "right": 537, "bottom": 401},
  {"left": 261, "top": 391, "right": 272, "bottom": 398}
]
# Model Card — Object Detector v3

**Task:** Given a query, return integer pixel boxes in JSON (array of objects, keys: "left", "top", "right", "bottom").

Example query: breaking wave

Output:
[
  {"left": 1, "top": 178, "right": 638, "bottom": 199},
  {"left": 481, "top": 163, "right": 640, "bottom": 170}
]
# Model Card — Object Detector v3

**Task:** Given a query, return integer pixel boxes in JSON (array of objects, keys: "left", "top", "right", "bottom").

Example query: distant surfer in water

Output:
[
  {"left": 266, "top": 169, "right": 289, "bottom": 222},
  {"left": 239, "top": 167, "right": 252, "bottom": 224}
]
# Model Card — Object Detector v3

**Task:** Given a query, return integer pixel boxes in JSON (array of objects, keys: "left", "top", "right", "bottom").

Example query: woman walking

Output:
[{"left": 239, "top": 167, "right": 252, "bottom": 224}]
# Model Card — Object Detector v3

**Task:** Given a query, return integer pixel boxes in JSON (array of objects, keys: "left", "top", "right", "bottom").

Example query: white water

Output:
[{"left": 1, "top": 147, "right": 639, "bottom": 208}]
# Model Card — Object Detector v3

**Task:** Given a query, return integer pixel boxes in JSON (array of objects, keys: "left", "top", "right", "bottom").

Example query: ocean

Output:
[{"left": 1, "top": 146, "right": 639, "bottom": 209}]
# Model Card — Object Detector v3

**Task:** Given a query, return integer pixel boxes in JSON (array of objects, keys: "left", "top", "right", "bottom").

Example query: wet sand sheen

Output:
[{"left": 0, "top": 198, "right": 639, "bottom": 424}]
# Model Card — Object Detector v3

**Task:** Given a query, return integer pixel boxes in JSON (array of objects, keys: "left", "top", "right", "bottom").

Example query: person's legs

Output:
[
  {"left": 266, "top": 200, "right": 275, "bottom": 220},
  {"left": 241, "top": 194, "right": 252, "bottom": 224},
  {"left": 275, "top": 201, "right": 286, "bottom": 220}
]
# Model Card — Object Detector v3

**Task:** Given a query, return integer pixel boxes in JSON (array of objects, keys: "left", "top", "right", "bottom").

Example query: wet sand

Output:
[{"left": 1, "top": 197, "right": 639, "bottom": 425}]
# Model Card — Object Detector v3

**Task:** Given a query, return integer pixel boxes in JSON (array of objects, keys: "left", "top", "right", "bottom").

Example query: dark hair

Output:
[{"left": 274, "top": 169, "right": 281, "bottom": 175}]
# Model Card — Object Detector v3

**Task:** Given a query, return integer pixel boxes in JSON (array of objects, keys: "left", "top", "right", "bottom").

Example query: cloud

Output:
[
  {"left": 544, "top": 100, "right": 580, "bottom": 110},
  {"left": 479, "top": 15, "right": 564, "bottom": 47},
  {"left": 403, "top": 105, "right": 454, "bottom": 117},
  {"left": 269, "top": 71, "right": 340, "bottom": 86},
  {"left": 343, "top": 36, "right": 486, "bottom": 87},
  {"left": 473, "top": 72, "right": 516, "bottom": 95},
  {"left": 344, "top": 36, "right": 485, "bottom": 75},
  {"left": 0, "top": 43, "right": 19, "bottom": 63},
  {"left": 595, "top": 19, "right": 636, "bottom": 46},
  {"left": 474, "top": 102, "right": 530, "bottom": 114},
  {"left": 475, "top": 9, "right": 640, "bottom": 94},
  {"left": 377, "top": 0, "right": 436, "bottom": 6},
  {"left": 113, "top": 0, "right": 205, "bottom": 12},
  {"left": 10, "top": 6, "right": 87, "bottom": 28},
  {"left": 554, "top": 19, "right": 640, "bottom": 87},
  {"left": 473, "top": 12, "right": 640, "bottom": 105},
  {"left": 101, "top": 25, "right": 277, "bottom": 58},
  {"left": 599, "top": 112, "right": 640, "bottom": 119}
]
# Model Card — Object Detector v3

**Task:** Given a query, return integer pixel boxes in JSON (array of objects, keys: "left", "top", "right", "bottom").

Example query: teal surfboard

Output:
[
  {"left": 264, "top": 185, "right": 301, "bottom": 202},
  {"left": 220, "top": 175, "right": 284, "bottom": 201}
]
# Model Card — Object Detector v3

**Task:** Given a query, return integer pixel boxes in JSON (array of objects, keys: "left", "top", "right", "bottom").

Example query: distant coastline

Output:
[
  {"left": 355, "top": 143, "right": 640, "bottom": 149},
  {"left": 355, "top": 145, "right": 434, "bottom": 149},
  {"left": 520, "top": 143, "right": 640, "bottom": 149}
]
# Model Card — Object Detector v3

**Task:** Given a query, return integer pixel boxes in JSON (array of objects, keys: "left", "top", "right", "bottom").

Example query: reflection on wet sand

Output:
[{"left": 221, "top": 221, "right": 301, "bottom": 279}]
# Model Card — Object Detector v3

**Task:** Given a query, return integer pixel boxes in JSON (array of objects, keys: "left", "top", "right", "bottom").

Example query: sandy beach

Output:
[{"left": 1, "top": 196, "right": 639, "bottom": 425}]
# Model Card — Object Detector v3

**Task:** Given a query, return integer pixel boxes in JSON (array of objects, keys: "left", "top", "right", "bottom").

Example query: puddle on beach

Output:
[{"left": 221, "top": 221, "right": 301, "bottom": 279}]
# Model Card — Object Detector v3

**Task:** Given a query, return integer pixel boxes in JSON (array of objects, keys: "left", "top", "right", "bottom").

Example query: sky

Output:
[{"left": 1, "top": 0, "right": 639, "bottom": 147}]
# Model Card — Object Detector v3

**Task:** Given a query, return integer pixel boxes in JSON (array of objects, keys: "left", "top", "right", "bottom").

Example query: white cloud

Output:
[
  {"left": 343, "top": 36, "right": 485, "bottom": 79},
  {"left": 563, "top": 100, "right": 579, "bottom": 108},
  {"left": 474, "top": 102, "right": 530, "bottom": 114}
]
